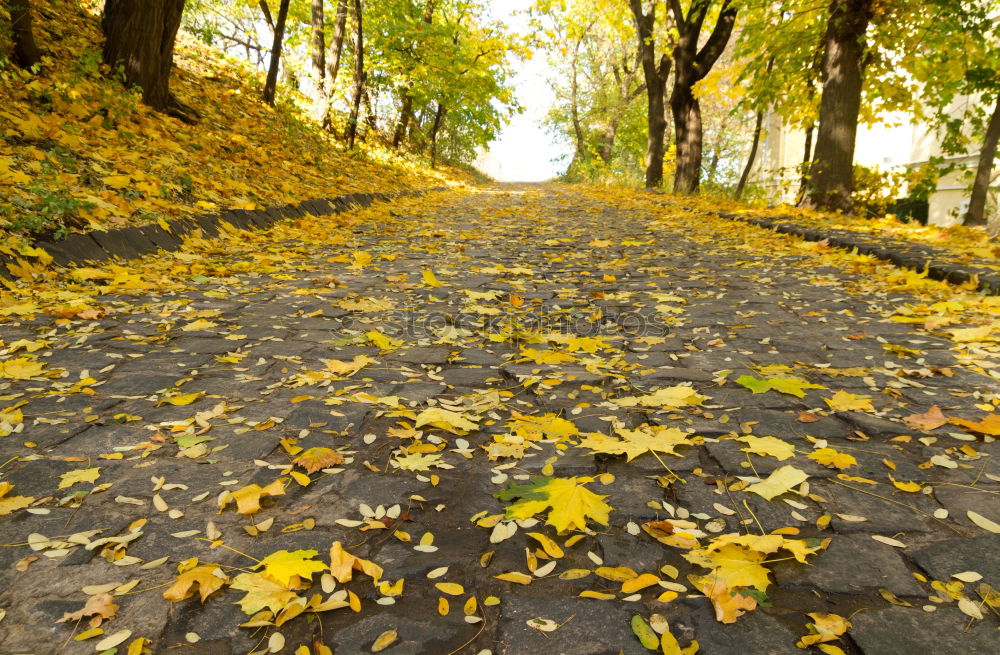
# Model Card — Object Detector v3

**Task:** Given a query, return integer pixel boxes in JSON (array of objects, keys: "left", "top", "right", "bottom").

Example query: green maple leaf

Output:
[
  {"left": 735, "top": 376, "right": 826, "bottom": 398},
  {"left": 494, "top": 476, "right": 612, "bottom": 532},
  {"left": 253, "top": 549, "right": 326, "bottom": 587}
]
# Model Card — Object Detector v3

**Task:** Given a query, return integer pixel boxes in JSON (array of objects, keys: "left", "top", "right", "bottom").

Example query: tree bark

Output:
[
  {"left": 7, "top": 0, "right": 40, "bottom": 69},
  {"left": 429, "top": 102, "right": 447, "bottom": 168},
  {"left": 391, "top": 1, "right": 435, "bottom": 150},
  {"left": 599, "top": 115, "right": 621, "bottom": 164},
  {"left": 310, "top": 0, "right": 326, "bottom": 119},
  {"left": 734, "top": 110, "right": 764, "bottom": 200},
  {"left": 345, "top": 0, "right": 364, "bottom": 149},
  {"left": 361, "top": 86, "right": 377, "bottom": 139},
  {"left": 628, "top": 0, "right": 671, "bottom": 188},
  {"left": 669, "top": 0, "right": 737, "bottom": 195},
  {"left": 796, "top": 123, "right": 815, "bottom": 205},
  {"left": 569, "top": 32, "right": 587, "bottom": 167},
  {"left": 262, "top": 0, "right": 290, "bottom": 105},
  {"left": 327, "top": 0, "right": 349, "bottom": 83},
  {"left": 258, "top": 0, "right": 274, "bottom": 32},
  {"left": 966, "top": 93, "right": 1000, "bottom": 226},
  {"left": 102, "top": 0, "right": 195, "bottom": 121},
  {"left": 392, "top": 93, "right": 413, "bottom": 148},
  {"left": 319, "top": 0, "right": 349, "bottom": 131},
  {"left": 803, "top": 0, "right": 874, "bottom": 213},
  {"left": 734, "top": 57, "right": 774, "bottom": 200}
]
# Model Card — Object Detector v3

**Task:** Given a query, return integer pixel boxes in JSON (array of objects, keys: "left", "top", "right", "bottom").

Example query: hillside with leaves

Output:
[{"left": 0, "top": 0, "right": 470, "bottom": 245}]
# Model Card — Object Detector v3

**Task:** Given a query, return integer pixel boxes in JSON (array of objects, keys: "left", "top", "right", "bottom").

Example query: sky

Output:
[{"left": 474, "top": 0, "right": 570, "bottom": 182}]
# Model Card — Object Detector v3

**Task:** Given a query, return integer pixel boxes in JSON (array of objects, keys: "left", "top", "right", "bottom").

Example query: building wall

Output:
[{"left": 753, "top": 101, "right": 998, "bottom": 227}]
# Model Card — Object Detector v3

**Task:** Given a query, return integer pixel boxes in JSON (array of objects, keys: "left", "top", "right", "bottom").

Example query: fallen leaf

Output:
[{"left": 744, "top": 466, "right": 809, "bottom": 501}]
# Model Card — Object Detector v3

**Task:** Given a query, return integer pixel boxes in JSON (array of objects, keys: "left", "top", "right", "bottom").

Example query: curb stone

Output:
[
  {"left": 718, "top": 211, "right": 1000, "bottom": 295},
  {"left": 23, "top": 187, "right": 448, "bottom": 270},
  {"left": 645, "top": 193, "right": 1000, "bottom": 295}
]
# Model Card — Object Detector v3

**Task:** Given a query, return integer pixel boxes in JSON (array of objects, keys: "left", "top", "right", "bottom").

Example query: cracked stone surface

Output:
[{"left": 1, "top": 186, "right": 998, "bottom": 654}]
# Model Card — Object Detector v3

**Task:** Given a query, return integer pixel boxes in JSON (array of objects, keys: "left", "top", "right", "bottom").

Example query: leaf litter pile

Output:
[{"left": 0, "top": 186, "right": 999, "bottom": 654}]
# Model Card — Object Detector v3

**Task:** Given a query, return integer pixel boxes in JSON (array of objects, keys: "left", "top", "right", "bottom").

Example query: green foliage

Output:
[{"left": 180, "top": 0, "right": 522, "bottom": 165}]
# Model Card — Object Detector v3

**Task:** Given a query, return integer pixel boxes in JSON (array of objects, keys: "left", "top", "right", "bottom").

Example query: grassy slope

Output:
[{"left": 0, "top": 0, "right": 467, "bottom": 245}]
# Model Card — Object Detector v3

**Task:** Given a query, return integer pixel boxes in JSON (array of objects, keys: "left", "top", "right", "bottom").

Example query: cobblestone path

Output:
[{"left": 1, "top": 186, "right": 997, "bottom": 654}]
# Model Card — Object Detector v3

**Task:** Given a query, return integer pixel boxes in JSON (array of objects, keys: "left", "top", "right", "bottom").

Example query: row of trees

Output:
[
  {"left": 3, "top": 0, "right": 521, "bottom": 166},
  {"left": 537, "top": 0, "right": 1000, "bottom": 223}
]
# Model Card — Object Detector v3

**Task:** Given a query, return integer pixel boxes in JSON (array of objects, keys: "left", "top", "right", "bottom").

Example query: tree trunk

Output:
[
  {"left": 258, "top": 0, "right": 274, "bottom": 32},
  {"left": 361, "top": 87, "right": 377, "bottom": 140},
  {"left": 320, "top": 0, "right": 349, "bottom": 131},
  {"left": 735, "top": 57, "right": 774, "bottom": 200},
  {"left": 628, "top": 0, "right": 671, "bottom": 188},
  {"left": 102, "top": 0, "right": 195, "bottom": 120},
  {"left": 570, "top": 34, "right": 586, "bottom": 165},
  {"left": 310, "top": 0, "right": 326, "bottom": 120},
  {"left": 796, "top": 123, "right": 815, "bottom": 205},
  {"left": 599, "top": 115, "right": 621, "bottom": 164},
  {"left": 391, "top": 2, "right": 434, "bottom": 150},
  {"left": 327, "top": 0, "right": 348, "bottom": 83},
  {"left": 7, "top": 0, "right": 41, "bottom": 69},
  {"left": 734, "top": 110, "right": 764, "bottom": 200},
  {"left": 669, "top": 0, "right": 738, "bottom": 195},
  {"left": 803, "top": 0, "right": 874, "bottom": 213},
  {"left": 345, "top": 0, "right": 364, "bottom": 149},
  {"left": 429, "top": 102, "right": 446, "bottom": 168},
  {"left": 392, "top": 93, "right": 413, "bottom": 148},
  {"left": 262, "top": 0, "right": 290, "bottom": 105},
  {"left": 965, "top": 93, "right": 1000, "bottom": 227},
  {"left": 671, "top": 86, "right": 703, "bottom": 193}
]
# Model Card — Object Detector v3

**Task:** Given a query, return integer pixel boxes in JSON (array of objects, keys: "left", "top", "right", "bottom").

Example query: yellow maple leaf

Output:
[
  {"left": 329, "top": 541, "right": 383, "bottom": 584},
  {"left": 576, "top": 426, "right": 698, "bottom": 461},
  {"left": 738, "top": 435, "right": 795, "bottom": 461},
  {"left": 519, "top": 348, "right": 576, "bottom": 364},
  {"left": 229, "top": 572, "right": 301, "bottom": 615},
  {"left": 807, "top": 448, "right": 857, "bottom": 470},
  {"left": 349, "top": 251, "right": 373, "bottom": 270},
  {"left": 182, "top": 319, "right": 218, "bottom": 331},
  {"left": 254, "top": 550, "right": 327, "bottom": 587},
  {"left": 796, "top": 612, "right": 851, "bottom": 648},
  {"left": 292, "top": 447, "right": 345, "bottom": 474},
  {"left": 496, "top": 476, "right": 612, "bottom": 533},
  {"left": 102, "top": 174, "right": 132, "bottom": 189},
  {"left": 0, "top": 357, "right": 45, "bottom": 380},
  {"left": 414, "top": 407, "right": 479, "bottom": 434},
  {"left": 325, "top": 355, "right": 375, "bottom": 376},
  {"left": 58, "top": 467, "right": 101, "bottom": 489},
  {"left": 508, "top": 412, "right": 578, "bottom": 441},
  {"left": 684, "top": 544, "right": 772, "bottom": 591},
  {"left": 159, "top": 392, "right": 204, "bottom": 406},
  {"left": 392, "top": 451, "right": 447, "bottom": 471},
  {"left": 950, "top": 414, "right": 1000, "bottom": 436},
  {"left": 366, "top": 329, "right": 403, "bottom": 351},
  {"left": 688, "top": 573, "right": 757, "bottom": 624},
  {"left": 744, "top": 465, "right": 809, "bottom": 501},
  {"left": 163, "top": 565, "right": 229, "bottom": 603},
  {"left": 613, "top": 385, "right": 707, "bottom": 409},
  {"left": 421, "top": 269, "right": 444, "bottom": 287},
  {"left": 0, "top": 482, "right": 33, "bottom": 516},
  {"left": 824, "top": 391, "right": 874, "bottom": 412},
  {"left": 220, "top": 478, "right": 286, "bottom": 514}
]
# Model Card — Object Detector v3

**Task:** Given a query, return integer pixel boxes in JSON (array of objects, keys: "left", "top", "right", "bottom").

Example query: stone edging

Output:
[
  {"left": 23, "top": 187, "right": 448, "bottom": 269},
  {"left": 647, "top": 194, "right": 1000, "bottom": 295},
  {"left": 716, "top": 212, "right": 1000, "bottom": 296}
]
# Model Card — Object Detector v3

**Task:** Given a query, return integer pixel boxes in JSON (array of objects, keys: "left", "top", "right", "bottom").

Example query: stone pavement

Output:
[{"left": 0, "top": 185, "right": 998, "bottom": 654}]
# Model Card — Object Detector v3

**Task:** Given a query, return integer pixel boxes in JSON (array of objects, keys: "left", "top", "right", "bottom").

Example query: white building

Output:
[{"left": 753, "top": 101, "right": 998, "bottom": 226}]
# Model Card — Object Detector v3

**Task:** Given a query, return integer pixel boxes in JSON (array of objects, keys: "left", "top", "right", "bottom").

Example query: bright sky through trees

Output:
[{"left": 476, "top": 0, "right": 569, "bottom": 181}]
